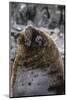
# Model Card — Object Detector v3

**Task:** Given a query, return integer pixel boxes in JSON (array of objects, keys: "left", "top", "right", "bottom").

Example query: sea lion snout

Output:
[{"left": 23, "top": 26, "right": 48, "bottom": 48}]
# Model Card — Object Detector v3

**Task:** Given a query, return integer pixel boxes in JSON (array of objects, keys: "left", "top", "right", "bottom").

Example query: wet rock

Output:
[
  {"left": 48, "top": 17, "right": 58, "bottom": 29},
  {"left": 16, "top": 4, "right": 36, "bottom": 25}
]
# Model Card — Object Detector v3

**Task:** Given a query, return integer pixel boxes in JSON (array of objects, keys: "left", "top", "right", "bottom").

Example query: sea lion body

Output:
[{"left": 11, "top": 26, "right": 64, "bottom": 95}]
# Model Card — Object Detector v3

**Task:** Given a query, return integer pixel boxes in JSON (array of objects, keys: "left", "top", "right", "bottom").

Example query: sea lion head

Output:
[{"left": 23, "top": 26, "right": 48, "bottom": 49}]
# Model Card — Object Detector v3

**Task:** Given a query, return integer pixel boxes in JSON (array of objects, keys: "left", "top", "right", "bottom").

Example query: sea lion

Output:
[{"left": 11, "top": 26, "right": 64, "bottom": 95}]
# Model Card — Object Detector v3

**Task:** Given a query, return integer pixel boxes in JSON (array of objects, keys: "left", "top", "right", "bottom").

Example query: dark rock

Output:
[
  {"left": 28, "top": 82, "right": 31, "bottom": 86},
  {"left": 31, "top": 71, "right": 33, "bottom": 74},
  {"left": 58, "top": 5, "right": 65, "bottom": 25},
  {"left": 22, "top": 83, "right": 24, "bottom": 86},
  {"left": 16, "top": 4, "right": 36, "bottom": 25},
  {"left": 26, "top": 4, "right": 36, "bottom": 21},
  {"left": 34, "top": 74, "right": 38, "bottom": 78},
  {"left": 48, "top": 17, "right": 58, "bottom": 29}
]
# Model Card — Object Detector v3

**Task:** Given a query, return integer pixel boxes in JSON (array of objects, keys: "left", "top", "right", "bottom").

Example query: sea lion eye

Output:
[{"left": 35, "top": 35, "right": 43, "bottom": 46}]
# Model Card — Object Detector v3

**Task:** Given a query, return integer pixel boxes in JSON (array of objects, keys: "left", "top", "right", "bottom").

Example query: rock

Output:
[
  {"left": 16, "top": 4, "right": 36, "bottom": 25},
  {"left": 48, "top": 17, "right": 58, "bottom": 29},
  {"left": 60, "top": 25, "right": 64, "bottom": 33},
  {"left": 28, "top": 82, "right": 31, "bottom": 86}
]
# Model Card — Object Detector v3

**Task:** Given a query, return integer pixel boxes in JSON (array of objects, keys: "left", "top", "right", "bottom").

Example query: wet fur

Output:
[{"left": 11, "top": 26, "right": 64, "bottom": 95}]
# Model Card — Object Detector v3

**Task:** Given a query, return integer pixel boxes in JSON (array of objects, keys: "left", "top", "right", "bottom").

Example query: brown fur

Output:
[{"left": 11, "top": 26, "right": 64, "bottom": 94}]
